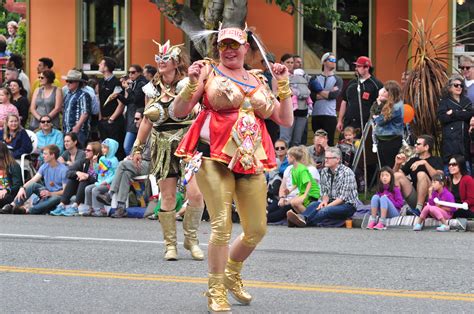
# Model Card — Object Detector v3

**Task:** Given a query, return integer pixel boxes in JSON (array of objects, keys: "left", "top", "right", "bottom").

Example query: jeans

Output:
[
  {"left": 123, "top": 132, "right": 137, "bottom": 156},
  {"left": 280, "top": 116, "right": 307, "bottom": 147},
  {"left": 84, "top": 184, "right": 109, "bottom": 209},
  {"left": 16, "top": 182, "right": 61, "bottom": 215},
  {"left": 370, "top": 194, "right": 399, "bottom": 218},
  {"left": 77, "top": 130, "right": 89, "bottom": 149},
  {"left": 303, "top": 201, "right": 356, "bottom": 227}
]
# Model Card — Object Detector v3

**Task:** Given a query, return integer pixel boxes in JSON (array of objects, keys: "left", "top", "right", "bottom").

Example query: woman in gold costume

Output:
[
  {"left": 132, "top": 40, "right": 204, "bottom": 261},
  {"left": 174, "top": 26, "right": 293, "bottom": 312}
]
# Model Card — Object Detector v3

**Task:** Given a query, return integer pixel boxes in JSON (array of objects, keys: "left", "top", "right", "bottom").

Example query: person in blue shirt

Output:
[{"left": 35, "top": 114, "right": 64, "bottom": 165}]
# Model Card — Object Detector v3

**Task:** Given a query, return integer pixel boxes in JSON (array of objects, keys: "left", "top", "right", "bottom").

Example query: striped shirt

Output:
[
  {"left": 63, "top": 89, "right": 91, "bottom": 133},
  {"left": 320, "top": 164, "right": 358, "bottom": 206}
]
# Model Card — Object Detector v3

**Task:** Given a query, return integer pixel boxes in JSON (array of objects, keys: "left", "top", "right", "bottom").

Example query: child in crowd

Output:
[
  {"left": 84, "top": 138, "right": 119, "bottom": 217},
  {"left": 413, "top": 174, "right": 455, "bottom": 232},
  {"left": 292, "top": 69, "right": 313, "bottom": 112},
  {"left": 367, "top": 166, "right": 404, "bottom": 230},
  {"left": 0, "top": 87, "right": 19, "bottom": 129},
  {"left": 286, "top": 146, "right": 320, "bottom": 213},
  {"left": 337, "top": 126, "right": 357, "bottom": 167}
]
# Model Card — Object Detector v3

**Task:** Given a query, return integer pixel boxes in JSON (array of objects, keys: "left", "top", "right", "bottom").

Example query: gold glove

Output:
[
  {"left": 179, "top": 80, "right": 199, "bottom": 102},
  {"left": 132, "top": 138, "right": 145, "bottom": 155},
  {"left": 277, "top": 78, "right": 291, "bottom": 100}
]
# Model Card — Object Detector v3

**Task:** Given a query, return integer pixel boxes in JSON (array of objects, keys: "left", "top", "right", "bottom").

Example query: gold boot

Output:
[
  {"left": 206, "top": 273, "right": 231, "bottom": 313},
  {"left": 224, "top": 259, "right": 252, "bottom": 305},
  {"left": 183, "top": 206, "right": 205, "bottom": 261},
  {"left": 158, "top": 211, "right": 178, "bottom": 261}
]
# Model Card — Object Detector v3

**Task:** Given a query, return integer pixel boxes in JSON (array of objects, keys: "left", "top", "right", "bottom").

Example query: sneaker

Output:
[
  {"left": 436, "top": 224, "right": 450, "bottom": 232},
  {"left": 50, "top": 204, "right": 66, "bottom": 216},
  {"left": 374, "top": 222, "right": 387, "bottom": 230},
  {"left": 286, "top": 211, "right": 307, "bottom": 227},
  {"left": 0, "top": 204, "right": 13, "bottom": 214},
  {"left": 367, "top": 220, "right": 377, "bottom": 229},
  {"left": 92, "top": 208, "right": 107, "bottom": 217},
  {"left": 407, "top": 208, "right": 421, "bottom": 216},
  {"left": 96, "top": 193, "right": 112, "bottom": 206},
  {"left": 62, "top": 207, "right": 78, "bottom": 217},
  {"left": 413, "top": 223, "right": 423, "bottom": 231}
]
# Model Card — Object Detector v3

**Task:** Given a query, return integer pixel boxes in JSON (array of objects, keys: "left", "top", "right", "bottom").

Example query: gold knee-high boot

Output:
[
  {"left": 158, "top": 211, "right": 178, "bottom": 261},
  {"left": 183, "top": 206, "right": 205, "bottom": 260},
  {"left": 224, "top": 258, "right": 252, "bottom": 305},
  {"left": 207, "top": 273, "right": 231, "bottom": 313}
]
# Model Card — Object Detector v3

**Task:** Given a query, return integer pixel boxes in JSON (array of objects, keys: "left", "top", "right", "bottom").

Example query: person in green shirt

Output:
[{"left": 286, "top": 146, "right": 320, "bottom": 213}]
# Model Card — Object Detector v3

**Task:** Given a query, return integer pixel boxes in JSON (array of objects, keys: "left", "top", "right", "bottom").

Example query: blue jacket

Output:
[
  {"left": 94, "top": 138, "right": 119, "bottom": 187},
  {"left": 36, "top": 129, "right": 64, "bottom": 159},
  {"left": 374, "top": 101, "right": 404, "bottom": 137},
  {"left": 0, "top": 128, "right": 33, "bottom": 159}
]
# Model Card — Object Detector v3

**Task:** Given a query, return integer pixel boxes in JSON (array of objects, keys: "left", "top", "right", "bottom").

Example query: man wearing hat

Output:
[
  {"left": 62, "top": 69, "right": 92, "bottom": 147},
  {"left": 337, "top": 56, "right": 383, "bottom": 132}
]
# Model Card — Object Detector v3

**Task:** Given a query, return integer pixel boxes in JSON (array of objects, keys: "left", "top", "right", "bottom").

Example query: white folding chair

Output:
[{"left": 19, "top": 129, "right": 38, "bottom": 184}]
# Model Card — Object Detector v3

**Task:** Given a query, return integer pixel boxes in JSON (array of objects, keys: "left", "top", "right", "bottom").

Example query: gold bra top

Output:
[{"left": 204, "top": 66, "right": 276, "bottom": 119}]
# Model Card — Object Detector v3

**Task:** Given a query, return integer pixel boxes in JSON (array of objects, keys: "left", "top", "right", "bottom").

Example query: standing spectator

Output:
[
  {"left": 57, "top": 132, "right": 86, "bottom": 167},
  {"left": 373, "top": 80, "right": 404, "bottom": 168},
  {"left": 286, "top": 147, "right": 358, "bottom": 227},
  {"left": 143, "top": 64, "right": 157, "bottom": 82},
  {"left": 0, "top": 113, "right": 31, "bottom": 159},
  {"left": 4, "top": 67, "right": 18, "bottom": 83},
  {"left": 35, "top": 115, "right": 64, "bottom": 162},
  {"left": 0, "top": 142, "right": 22, "bottom": 212},
  {"left": 437, "top": 75, "right": 473, "bottom": 172},
  {"left": 459, "top": 55, "right": 474, "bottom": 103},
  {"left": 62, "top": 69, "right": 92, "bottom": 147},
  {"left": 447, "top": 155, "right": 474, "bottom": 219},
  {"left": 31, "top": 57, "right": 62, "bottom": 94},
  {"left": 3, "top": 144, "right": 67, "bottom": 215},
  {"left": 337, "top": 56, "right": 383, "bottom": 132},
  {"left": 279, "top": 53, "right": 312, "bottom": 147},
  {"left": 0, "top": 87, "right": 19, "bottom": 129},
  {"left": 30, "top": 70, "right": 63, "bottom": 130},
  {"left": 307, "top": 129, "right": 329, "bottom": 170},
  {"left": 311, "top": 52, "right": 343, "bottom": 146},
  {"left": 394, "top": 135, "right": 444, "bottom": 214},
  {"left": 8, "top": 79, "right": 29, "bottom": 127},
  {"left": 7, "top": 54, "right": 30, "bottom": 97},
  {"left": 6, "top": 21, "right": 18, "bottom": 47},
  {"left": 118, "top": 64, "right": 147, "bottom": 155},
  {"left": 97, "top": 57, "right": 125, "bottom": 159}
]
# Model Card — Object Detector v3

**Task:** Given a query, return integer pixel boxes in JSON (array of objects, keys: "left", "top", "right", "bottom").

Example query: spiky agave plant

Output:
[{"left": 399, "top": 12, "right": 473, "bottom": 151}]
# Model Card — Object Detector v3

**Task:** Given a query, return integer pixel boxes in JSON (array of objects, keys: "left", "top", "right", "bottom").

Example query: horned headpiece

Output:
[{"left": 152, "top": 40, "right": 184, "bottom": 63}]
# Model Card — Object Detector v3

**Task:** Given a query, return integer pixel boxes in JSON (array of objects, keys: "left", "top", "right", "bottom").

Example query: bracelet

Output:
[
  {"left": 131, "top": 139, "right": 145, "bottom": 155},
  {"left": 277, "top": 78, "right": 292, "bottom": 100},
  {"left": 178, "top": 80, "right": 198, "bottom": 102}
]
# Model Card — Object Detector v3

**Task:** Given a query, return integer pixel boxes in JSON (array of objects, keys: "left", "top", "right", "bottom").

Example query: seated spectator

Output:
[
  {"left": 36, "top": 115, "right": 64, "bottom": 164},
  {"left": 367, "top": 166, "right": 404, "bottom": 230},
  {"left": 1, "top": 144, "right": 67, "bottom": 214},
  {"left": 57, "top": 132, "right": 85, "bottom": 167},
  {"left": 0, "top": 87, "right": 19, "bottom": 128},
  {"left": 286, "top": 146, "right": 320, "bottom": 213},
  {"left": 447, "top": 155, "right": 474, "bottom": 219},
  {"left": 7, "top": 54, "right": 30, "bottom": 97},
  {"left": 413, "top": 174, "right": 455, "bottom": 232},
  {"left": 84, "top": 138, "right": 119, "bottom": 217},
  {"left": 30, "top": 70, "right": 63, "bottom": 130},
  {"left": 307, "top": 129, "right": 329, "bottom": 170},
  {"left": 437, "top": 75, "right": 473, "bottom": 173},
  {"left": 393, "top": 134, "right": 443, "bottom": 215},
  {"left": 286, "top": 147, "right": 358, "bottom": 227},
  {"left": 267, "top": 139, "right": 289, "bottom": 185},
  {"left": 96, "top": 111, "right": 150, "bottom": 218},
  {"left": 50, "top": 141, "right": 102, "bottom": 216},
  {"left": 8, "top": 79, "right": 29, "bottom": 127},
  {"left": 0, "top": 142, "right": 22, "bottom": 212},
  {"left": 0, "top": 113, "right": 32, "bottom": 159}
]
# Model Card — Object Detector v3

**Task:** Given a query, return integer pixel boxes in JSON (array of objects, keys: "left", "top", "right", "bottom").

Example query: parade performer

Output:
[
  {"left": 173, "top": 24, "right": 293, "bottom": 312},
  {"left": 132, "top": 40, "right": 205, "bottom": 261}
]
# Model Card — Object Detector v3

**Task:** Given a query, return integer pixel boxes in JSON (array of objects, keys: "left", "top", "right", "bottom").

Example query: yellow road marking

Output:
[{"left": 0, "top": 265, "right": 473, "bottom": 302}]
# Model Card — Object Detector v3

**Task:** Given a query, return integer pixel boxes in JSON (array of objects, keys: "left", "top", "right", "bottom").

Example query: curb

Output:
[{"left": 351, "top": 218, "right": 474, "bottom": 232}]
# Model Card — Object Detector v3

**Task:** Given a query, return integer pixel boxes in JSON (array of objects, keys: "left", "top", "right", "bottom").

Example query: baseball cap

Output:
[
  {"left": 353, "top": 56, "right": 372, "bottom": 67},
  {"left": 321, "top": 52, "right": 333, "bottom": 64},
  {"left": 217, "top": 27, "right": 247, "bottom": 44},
  {"left": 314, "top": 129, "right": 328, "bottom": 137}
]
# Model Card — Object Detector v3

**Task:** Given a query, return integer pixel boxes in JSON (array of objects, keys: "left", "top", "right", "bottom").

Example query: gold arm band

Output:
[
  {"left": 179, "top": 80, "right": 199, "bottom": 102},
  {"left": 132, "top": 138, "right": 145, "bottom": 155},
  {"left": 277, "top": 79, "right": 292, "bottom": 100}
]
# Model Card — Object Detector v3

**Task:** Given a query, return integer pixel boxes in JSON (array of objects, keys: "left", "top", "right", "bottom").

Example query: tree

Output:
[{"left": 150, "top": 0, "right": 362, "bottom": 58}]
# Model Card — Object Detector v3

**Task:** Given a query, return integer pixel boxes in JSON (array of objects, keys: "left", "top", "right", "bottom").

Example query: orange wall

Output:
[
  {"left": 374, "top": 0, "right": 409, "bottom": 82},
  {"left": 29, "top": 0, "right": 77, "bottom": 82}
]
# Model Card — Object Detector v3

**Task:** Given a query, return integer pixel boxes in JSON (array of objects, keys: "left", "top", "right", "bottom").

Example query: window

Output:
[
  {"left": 453, "top": 0, "right": 474, "bottom": 64},
  {"left": 80, "top": 0, "right": 127, "bottom": 72},
  {"left": 299, "top": 0, "right": 371, "bottom": 73}
]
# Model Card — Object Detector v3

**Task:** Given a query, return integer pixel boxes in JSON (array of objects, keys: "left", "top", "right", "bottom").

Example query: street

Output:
[{"left": 1, "top": 215, "right": 473, "bottom": 313}]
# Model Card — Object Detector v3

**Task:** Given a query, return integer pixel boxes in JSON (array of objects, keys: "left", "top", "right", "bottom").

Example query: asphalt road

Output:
[{"left": 0, "top": 215, "right": 473, "bottom": 313}]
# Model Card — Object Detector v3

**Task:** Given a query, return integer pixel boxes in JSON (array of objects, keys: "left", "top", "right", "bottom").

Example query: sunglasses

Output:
[
  {"left": 66, "top": 80, "right": 78, "bottom": 84},
  {"left": 448, "top": 163, "right": 458, "bottom": 167},
  {"left": 128, "top": 70, "right": 137, "bottom": 74},
  {"left": 414, "top": 142, "right": 423, "bottom": 146},
  {"left": 38, "top": 76, "right": 45, "bottom": 79},
  {"left": 459, "top": 66, "right": 471, "bottom": 70},
  {"left": 452, "top": 83, "right": 463, "bottom": 88},
  {"left": 326, "top": 57, "right": 337, "bottom": 63},
  {"left": 85, "top": 149, "right": 93, "bottom": 152},
  {"left": 325, "top": 156, "right": 338, "bottom": 160},
  {"left": 155, "top": 54, "right": 172, "bottom": 63},
  {"left": 134, "top": 117, "right": 141, "bottom": 121},
  {"left": 275, "top": 146, "right": 286, "bottom": 151},
  {"left": 40, "top": 120, "right": 51, "bottom": 124},
  {"left": 217, "top": 41, "right": 241, "bottom": 52}
]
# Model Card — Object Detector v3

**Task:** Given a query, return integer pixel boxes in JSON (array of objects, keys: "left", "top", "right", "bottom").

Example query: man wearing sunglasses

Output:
[{"left": 459, "top": 55, "right": 474, "bottom": 104}]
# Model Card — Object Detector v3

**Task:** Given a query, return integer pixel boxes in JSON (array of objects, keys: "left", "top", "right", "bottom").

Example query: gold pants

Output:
[{"left": 196, "top": 159, "right": 267, "bottom": 247}]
